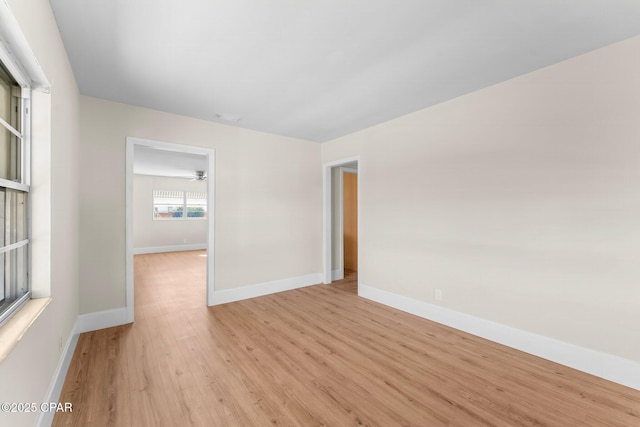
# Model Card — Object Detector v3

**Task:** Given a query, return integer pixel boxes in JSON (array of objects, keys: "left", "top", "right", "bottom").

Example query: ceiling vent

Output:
[{"left": 214, "top": 112, "right": 241, "bottom": 123}]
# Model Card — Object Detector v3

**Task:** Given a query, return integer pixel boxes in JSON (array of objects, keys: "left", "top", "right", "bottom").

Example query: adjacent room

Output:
[{"left": 0, "top": 1, "right": 639, "bottom": 426}]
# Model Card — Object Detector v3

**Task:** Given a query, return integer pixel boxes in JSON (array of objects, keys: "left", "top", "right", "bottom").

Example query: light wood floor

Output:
[{"left": 54, "top": 251, "right": 640, "bottom": 426}]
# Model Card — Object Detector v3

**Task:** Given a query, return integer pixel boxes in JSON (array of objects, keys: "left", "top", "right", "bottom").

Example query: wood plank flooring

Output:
[{"left": 54, "top": 251, "right": 640, "bottom": 426}]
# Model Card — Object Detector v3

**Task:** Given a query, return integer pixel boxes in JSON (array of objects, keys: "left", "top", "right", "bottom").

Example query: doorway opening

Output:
[
  {"left": 322, "top": 157, "right": 360, "bottom": 293},
  {"left": 125, "top": 137, "right": 215, "bottom": 323}
]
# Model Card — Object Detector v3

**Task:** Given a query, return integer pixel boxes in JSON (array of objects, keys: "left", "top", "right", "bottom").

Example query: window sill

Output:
[{"left": 0, "top": 298, "right": 51, "bottom": 364}]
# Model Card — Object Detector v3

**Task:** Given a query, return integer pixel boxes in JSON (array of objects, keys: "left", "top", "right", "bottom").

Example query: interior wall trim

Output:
[
  {"left": 133, "top": 244, "right": 207, "bottom": 255},
  {"left": 76, "top": 307, "right": 128, "bottom": 334},
  {"left": 359, "top": 283, "right": 640, "bottom": 391},
  {"left": 36, "top": 319, "right": 79, "bottom": 427},
  {"left": 213, "top": 273, "right": 323, "bottom": 305}
]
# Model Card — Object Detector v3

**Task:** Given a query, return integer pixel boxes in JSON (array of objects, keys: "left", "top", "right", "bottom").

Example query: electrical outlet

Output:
[{"left": 434, "top": 288, "right": 443, "bottom": 301}]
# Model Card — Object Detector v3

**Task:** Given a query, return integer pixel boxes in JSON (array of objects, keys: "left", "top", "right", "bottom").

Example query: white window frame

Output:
[
  {"left": 0, "top": 43, "right": 31, "bottom": 327},
  {"left": 152, "top": 189, "right": 207, "bottom": 221}
]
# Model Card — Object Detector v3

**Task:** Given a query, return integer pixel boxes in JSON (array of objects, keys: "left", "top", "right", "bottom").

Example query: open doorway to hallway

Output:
[
  {"left": 335, "top": 164, "right": 358, "bottom": 293},
  {"left": 323, "top": 157, "right": 359, "bottom": 293}
]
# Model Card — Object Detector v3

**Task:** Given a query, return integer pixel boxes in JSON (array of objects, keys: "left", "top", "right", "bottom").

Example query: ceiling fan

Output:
[{"left": 190, "top": 170, "right": 207, "bottom": 181}]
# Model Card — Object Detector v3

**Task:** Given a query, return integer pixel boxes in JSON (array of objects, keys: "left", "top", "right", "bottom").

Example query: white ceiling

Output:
[
  {"left": 134, "top": 145, "right": 207, "bottom": 178},
  {"left": 50, "top": 1, "right": 640, "bottom": 143}
]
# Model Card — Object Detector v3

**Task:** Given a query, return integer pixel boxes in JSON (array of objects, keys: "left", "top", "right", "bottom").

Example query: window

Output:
[
  {"left": 0, "top": 56, "right": 31, "bottom": 326},
  {"left": 153, "top": 190, "right": 207, "bottom": 220}
]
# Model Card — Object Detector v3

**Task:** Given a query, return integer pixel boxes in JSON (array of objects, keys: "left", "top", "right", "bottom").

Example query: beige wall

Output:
[
  {"left": 0, "top": 1, "right": 80, "bottom": 426},
  {"left": 322, "top": 36, "right": 640, "bottom": 363},
  {"left": 133, "top": 175, "right": 207, "bottom": 249},
  {"left": 79, "top": 96, "right": 322, "bottom": 313}
]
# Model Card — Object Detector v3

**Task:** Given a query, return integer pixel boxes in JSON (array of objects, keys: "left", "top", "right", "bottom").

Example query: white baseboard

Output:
[
  {"left": 133, "top": 243, "right": 207, "bottom": 255},
  {"left": 213, "top": 273, "right": 323, "bottom": 305},
  {"left": 331, "top": 269, "right": 344, "bottom": 281},
  {"left": 359, "top": 283, "right": 640, "bottom": 391},
  {"left": 77, "top": 307, "right": 129, "bottom": 333},
  {"left": 36, "top": 319, "right": 80, "bottom": 427}
]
